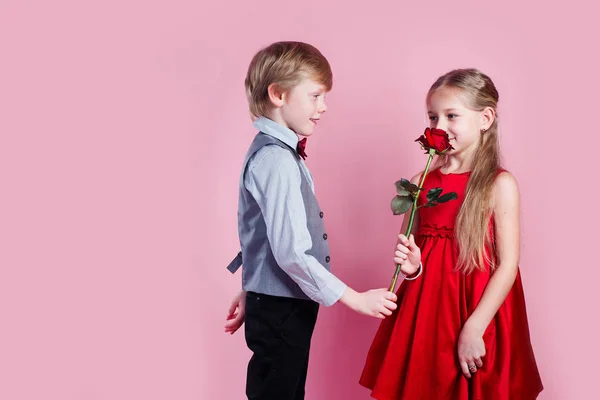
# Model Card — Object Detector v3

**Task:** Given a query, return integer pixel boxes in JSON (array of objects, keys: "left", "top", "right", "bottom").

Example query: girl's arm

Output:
[
  {"left": 399, "top": 172, "right": 423, "bottom": 235},
  {"left": 394, "top": 172, "right": 424, "bottom": 276},
  {"left": 465, "top": 171, "right": 521, "bottom": 333},
  {"left": 458, "top": 171, "right": 521, "bottom": 377}
]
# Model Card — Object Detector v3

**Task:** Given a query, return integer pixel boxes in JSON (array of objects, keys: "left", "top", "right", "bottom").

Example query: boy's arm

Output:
[{"left": 246, "top": 146, "right": 347, "bottom": 306}]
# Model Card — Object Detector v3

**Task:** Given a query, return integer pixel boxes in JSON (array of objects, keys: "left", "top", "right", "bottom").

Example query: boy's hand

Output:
[
  {"left": 394, "top": 234, "right": 421, "bottom": 276},
  {"left": 224, "top": 290, "right": 246, "bottom": 334},
  {"left": 340, "top": 288, "right": 398, "bottom": 319}
]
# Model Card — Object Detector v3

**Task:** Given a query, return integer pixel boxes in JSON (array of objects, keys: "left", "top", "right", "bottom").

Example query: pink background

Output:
[{"left": 1, "top": 0, "right": 598, "bottom": 399}]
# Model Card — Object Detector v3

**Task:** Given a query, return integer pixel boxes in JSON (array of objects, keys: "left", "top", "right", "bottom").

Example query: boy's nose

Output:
[{"left": 318, "top": 98, "right": 328, "bottom": 113}]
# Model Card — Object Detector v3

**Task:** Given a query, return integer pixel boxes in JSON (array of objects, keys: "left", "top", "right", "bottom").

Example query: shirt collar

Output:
[{"left": 253, "top": 117, "right": 299, "bottom": 150}]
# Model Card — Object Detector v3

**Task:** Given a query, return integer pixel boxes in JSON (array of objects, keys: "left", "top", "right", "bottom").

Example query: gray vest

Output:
[{"left": 229, "top": 132, "right": 330, "bottom": 300}]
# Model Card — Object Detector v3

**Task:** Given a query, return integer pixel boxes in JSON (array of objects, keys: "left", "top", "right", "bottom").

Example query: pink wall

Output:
[{"left": 1, "top": 0, "right": 598, "bottom": 399}]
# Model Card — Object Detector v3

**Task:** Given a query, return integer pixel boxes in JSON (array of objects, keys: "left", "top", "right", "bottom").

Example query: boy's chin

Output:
[{"left": 296, "top": 126, "right": 316, "bottom": 137}]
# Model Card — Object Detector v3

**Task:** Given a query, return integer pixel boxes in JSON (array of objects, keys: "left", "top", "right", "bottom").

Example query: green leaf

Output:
[
  {"left": 391, "top": 195, "right": 413, "bottom": 215},
  {"left": 399, "top": 178, "right": 420, "bottom": 194},
  {"left": 394, "top": 180, "right": 410, "bottom": 196},
  {"left": 436, "top": 192, "right": 458, "bottom": 203},
  {"left": 426, "top": 188, "right": 443, "bottom": 202},
  {"left": 424, "top": 202, "right": 439, "bottom": 208}
]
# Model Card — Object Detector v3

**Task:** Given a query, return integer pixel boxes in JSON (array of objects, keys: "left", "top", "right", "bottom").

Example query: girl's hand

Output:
[
  {"left": 394, "top": 234, "right": 421, "bottom": 276},
  {"left": 457, "top": 322, "right": 486, "bottom": 378}
]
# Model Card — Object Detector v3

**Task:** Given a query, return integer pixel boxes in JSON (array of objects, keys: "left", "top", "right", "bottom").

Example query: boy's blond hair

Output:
[{"left": 245, "top": 41, "right": 333, "bottom": 118}]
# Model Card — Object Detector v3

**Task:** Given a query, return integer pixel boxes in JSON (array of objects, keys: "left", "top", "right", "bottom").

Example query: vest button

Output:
[
  {"left": 323, "top": 233, "right": 328, "bottom": 240},
  {"left": 325, "top": 256, "right": 330, "bottom": 263},
  {"left": 319, "top": 211, "right": 324, "bottom": 218}
]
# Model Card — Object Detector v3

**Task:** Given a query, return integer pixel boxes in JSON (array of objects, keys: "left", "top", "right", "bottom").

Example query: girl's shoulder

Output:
[
  {"left": 492, "top": 169, "right": 519, "bottom": 209},
  {"left": 409, "top": 170, "right": 425, "bottom": 184},
  {"left": 494, "top": 168, "right": 517, "bottom": 185}
]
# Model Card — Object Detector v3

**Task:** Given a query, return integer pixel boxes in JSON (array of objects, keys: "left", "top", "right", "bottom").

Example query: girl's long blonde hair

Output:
[{"left": 428, "top": 69, "right": 501, "bottom": 274}]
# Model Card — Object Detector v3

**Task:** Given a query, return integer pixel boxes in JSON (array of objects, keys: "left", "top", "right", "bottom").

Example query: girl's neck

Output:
[{"left": 442, "top": 153, "right": 474, "bottom": 174}]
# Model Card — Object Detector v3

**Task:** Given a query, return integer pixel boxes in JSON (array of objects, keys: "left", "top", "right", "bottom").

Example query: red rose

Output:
[
  {"left": 415, "top": 128, "right": 453, "bottom": 154},
  {"left": 389, "top": 126, "right": 458, "bottom": 292}
]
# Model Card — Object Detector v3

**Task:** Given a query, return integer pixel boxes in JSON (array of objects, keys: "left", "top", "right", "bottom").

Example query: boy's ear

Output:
[{"left": 267, "top": 83, "right": 285, "bottom": 108}]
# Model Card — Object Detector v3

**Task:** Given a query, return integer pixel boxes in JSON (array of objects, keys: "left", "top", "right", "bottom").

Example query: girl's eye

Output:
[
  {"left": 429, "top": 116, "right": 437, "bottom": 121},
  {"left": 448, "top": 114, "right": 457, "bottom": 119}
]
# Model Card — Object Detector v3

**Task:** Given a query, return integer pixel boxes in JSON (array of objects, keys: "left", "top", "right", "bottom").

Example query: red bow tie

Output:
[{"left": 297, "top": 138, "right": 307, "bottom": 160}]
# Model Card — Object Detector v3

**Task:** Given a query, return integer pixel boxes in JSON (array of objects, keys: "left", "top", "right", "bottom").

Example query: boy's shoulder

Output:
[
  {"left": 252, "top": 143, "right": 293, "bottom": 162},
  {"left": 246, "top": 142, "right": 300, "bottom": 176}
]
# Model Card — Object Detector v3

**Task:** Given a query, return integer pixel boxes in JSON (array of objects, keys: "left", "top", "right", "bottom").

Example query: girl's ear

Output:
[{"left": 481, "top": 107, "right": 496, "bottom": 131}]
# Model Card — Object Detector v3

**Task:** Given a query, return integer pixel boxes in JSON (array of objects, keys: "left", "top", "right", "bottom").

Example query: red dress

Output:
[{"left": 360, "top": 169, "right": 543, "bottom": 399}]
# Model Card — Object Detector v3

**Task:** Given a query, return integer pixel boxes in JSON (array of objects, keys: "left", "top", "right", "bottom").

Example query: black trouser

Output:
[{"left": 244, "top": 291, "right": 319, "bottom": 400}]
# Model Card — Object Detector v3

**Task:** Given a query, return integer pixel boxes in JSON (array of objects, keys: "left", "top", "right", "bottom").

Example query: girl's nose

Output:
[{"left": 434, "top": 121, "right": 447, "bottom": 131}]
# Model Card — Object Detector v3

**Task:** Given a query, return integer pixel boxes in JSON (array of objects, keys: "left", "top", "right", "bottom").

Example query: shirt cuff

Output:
[{"left": 315, "top": 274, "right": 347, "bottom": 307}]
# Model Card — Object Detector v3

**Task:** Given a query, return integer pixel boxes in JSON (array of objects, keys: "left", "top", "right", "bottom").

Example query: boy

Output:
[{"left": 224, "top": 41, "right": 397, "bottom": 400}]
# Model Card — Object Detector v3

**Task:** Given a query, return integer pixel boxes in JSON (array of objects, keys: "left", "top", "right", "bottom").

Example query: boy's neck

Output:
[
  {"left": 264, "top": 111, "right": 304, "bottom": 139},
  {"left": 265, "top": 110, "right": 287, "bottom": 129}
]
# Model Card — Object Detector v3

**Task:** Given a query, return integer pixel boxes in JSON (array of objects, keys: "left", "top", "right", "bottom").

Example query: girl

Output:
[{"left": 360, "top": 69, "right": 543, "bottom": 399}]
